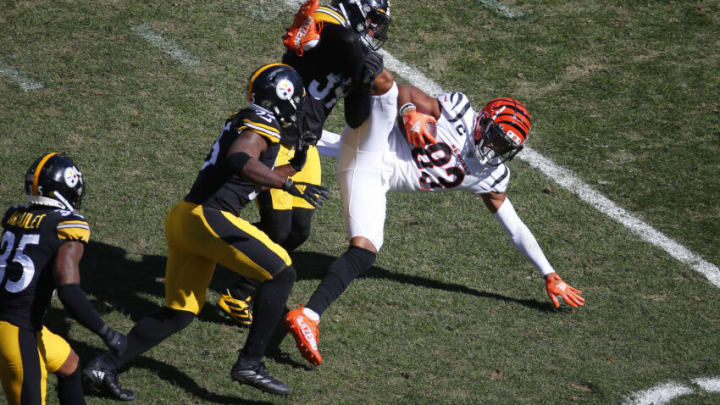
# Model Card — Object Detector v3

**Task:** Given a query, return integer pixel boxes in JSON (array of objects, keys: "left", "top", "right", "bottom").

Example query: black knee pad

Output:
[{"left": 273, "top": 265, "right": 297, "bottom": 285}]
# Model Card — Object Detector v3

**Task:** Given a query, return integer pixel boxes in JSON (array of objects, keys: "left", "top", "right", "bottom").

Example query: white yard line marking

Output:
[
  {"left": 623, "top": 382, "right": 694, "bottom": 405},
  {"left": 0, "top": 61, "right": 43, "bottom": 92},
  {"left": 692, "top": 377, "right": 720, "bottom": 393},
  {"left": 131, "top": 24, "right": 200, "bottom": 67},
  {"left": 380, "top": 51, "right": 444, "bottom": 96},
  {"left": 625, "top": 377, "right": 720, "bottom": 404},
  {"left": 284, "top": 1, "right": 720, "bottom": 287},
  {"left": 521, "top": 149, "right": 720, "bottom": 288},
  {"left": 383, "top": 49, "right": 720, "bottom": 287}
]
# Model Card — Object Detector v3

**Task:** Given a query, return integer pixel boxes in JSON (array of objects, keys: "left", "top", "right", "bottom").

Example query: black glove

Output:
[
  {"left": 99, "top": 324, "right": 127, "bottom": 357},
  {"left": 299, "top": 129, "right": 320, "bottom": 147},
  {"left": 289, "top": 147, "right": 308, "bottom": 172},
  {"left": 289, "top": 130, "right": 321, "bottom": 171},
  {"left": 282, "top": 178, "right": 329, "bottom": 208},
  {"left": 361, "top": 50, "right": 384, "bottom": 85}
]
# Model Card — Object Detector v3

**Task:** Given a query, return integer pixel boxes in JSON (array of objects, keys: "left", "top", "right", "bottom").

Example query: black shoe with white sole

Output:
[
  {"left": 231, "top": 358, "right": 291, "bottom": 396},
  {"left": 83, "top": 354, "right": 137, "bottom": 401}
]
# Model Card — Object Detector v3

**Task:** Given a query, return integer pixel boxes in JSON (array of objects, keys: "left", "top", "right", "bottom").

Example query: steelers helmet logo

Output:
[
  {"left": 63, "top": 167, "right": 81, "bottom": 188},
  {"left": 275, "top": 79, "right": 295, "bottom": 101}
]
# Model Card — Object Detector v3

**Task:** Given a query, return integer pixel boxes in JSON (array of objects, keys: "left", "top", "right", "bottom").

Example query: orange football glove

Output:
[
  {"left": 545, "top": 273, "right": 585, "bottom": 309},
  {"left": 401, "top": 105, "right": 437, "bottom": 147},
  {"left": 282, "top": 0, "right": 323, "bottom": 56}
]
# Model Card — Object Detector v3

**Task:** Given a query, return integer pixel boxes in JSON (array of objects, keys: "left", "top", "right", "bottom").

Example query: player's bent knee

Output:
[
  {"left": 350, "top": 236, "right": 378, "bottom": 254},
  {"left": 55, "top": 349, "right": 79, "bottom": 377},
  {"left": 273, "top": 265, "right": 297, "bottom": 284}
]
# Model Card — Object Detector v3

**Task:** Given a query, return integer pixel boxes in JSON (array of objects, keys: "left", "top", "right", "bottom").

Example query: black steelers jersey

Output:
[
  {"left": 281, "top": 8, "right": 370, "bottom": 145},
  {"left": 0, "top": 205, "right": 91, "bottom": 331},
  {"left": 185, "top": 105, "right": 282, "bottom": 216}
]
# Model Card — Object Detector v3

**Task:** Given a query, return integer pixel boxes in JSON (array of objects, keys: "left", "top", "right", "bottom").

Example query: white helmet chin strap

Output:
[
  {"left": 52, "top": 191, "right": 76, "bottom": 211},
  {"left": 27, "top": 195, "right": 68, "bottom": 210}
]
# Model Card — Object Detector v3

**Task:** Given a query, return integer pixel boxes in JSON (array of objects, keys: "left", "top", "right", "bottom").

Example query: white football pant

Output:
[{"left": 338, "top": 82, "right": 398, "bottom": 251}]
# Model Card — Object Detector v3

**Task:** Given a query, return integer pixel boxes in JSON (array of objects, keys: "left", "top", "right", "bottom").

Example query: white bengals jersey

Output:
[
  {"left": 385, "top": 92, "right": 510, "bottom": 194},
  {"left": 321, "top": 87, "right": 510, "bottom": 250}
]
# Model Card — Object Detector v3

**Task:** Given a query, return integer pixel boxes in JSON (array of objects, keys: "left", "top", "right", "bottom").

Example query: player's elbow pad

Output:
[{"left": 224, "top": 152, "right": 252, "bottom": 175}]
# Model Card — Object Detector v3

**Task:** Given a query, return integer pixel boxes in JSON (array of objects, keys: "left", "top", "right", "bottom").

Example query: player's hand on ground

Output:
[
  {"left": 545, "top": 273, "right": 584, "bottom": 309},
  {"left": 282, "top": 179, "right": 329, "bottom": 208},
  {"left": 402, "top": 108, "right": 437, "bottom": 147}
]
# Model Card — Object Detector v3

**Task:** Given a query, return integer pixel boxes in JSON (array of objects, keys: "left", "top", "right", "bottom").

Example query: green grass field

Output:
[{"left": 1, "top": 0, "right": 719, "bottom": 403}]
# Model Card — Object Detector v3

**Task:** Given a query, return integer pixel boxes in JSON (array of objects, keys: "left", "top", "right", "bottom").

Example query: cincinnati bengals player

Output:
[
  {"left": 83, "top": 63, "right": 327, "bottom": 398},
  {"left": 218, "top": 0, "right": 393, "bottom": 328},
  {"left": 0, "top": 153, "right": 127, "bottom": 404},
  {"left": 286, "top": 84, "right": 586, "bottom": 367}
]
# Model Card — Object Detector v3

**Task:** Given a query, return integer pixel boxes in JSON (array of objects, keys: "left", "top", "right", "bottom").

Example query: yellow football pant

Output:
[
  {"left": 163, "top": 201, "right": 292, "bottom": 315},
  {"left": 0, "top": 322, "right": 71, "bottom": 405}
]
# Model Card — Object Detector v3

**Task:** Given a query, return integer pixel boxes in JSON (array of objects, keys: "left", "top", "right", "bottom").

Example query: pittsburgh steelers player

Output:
[
  {"left": 0, "top": 153, "right": 127, "bottom": 404},
  {"left": 217, "top": 0, "right": 393, "bottom": 330},
  {"left": 83, "top": 63, "right": 328, "bottom": 398},
  {"left": 287, "top": 80, "right": 586, "bottom": 366}
]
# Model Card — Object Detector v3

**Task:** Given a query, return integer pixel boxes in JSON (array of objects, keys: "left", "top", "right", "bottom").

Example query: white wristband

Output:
[{"left": 399, "top": 102, "right": 416, "bottom": 116}]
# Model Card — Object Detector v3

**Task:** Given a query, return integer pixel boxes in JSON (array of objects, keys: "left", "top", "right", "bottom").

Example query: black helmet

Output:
[
  {"left": 332, "top": 0, "right": 391, "bottom": 51},
  {"left": 25, "top": 152, "right": 85, "bottom": 210},
  {"left": 247, "top": 63, "right": 305, "bottom": 128}
]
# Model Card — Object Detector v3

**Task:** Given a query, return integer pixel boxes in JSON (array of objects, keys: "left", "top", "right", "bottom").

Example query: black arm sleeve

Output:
[
  {"left": 337, "top": 28, "right": 373, "bottom": 128},
  {"left": 344, "top": 83, "right": 372, "bottom": 128},
  {"left": 56, "top": 283, "right": 106, "bottom": 335}
]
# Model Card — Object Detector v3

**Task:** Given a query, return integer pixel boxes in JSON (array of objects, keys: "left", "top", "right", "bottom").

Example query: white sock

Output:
[{"left": 303, "top": 307, "right": 320, "bottom": 322}]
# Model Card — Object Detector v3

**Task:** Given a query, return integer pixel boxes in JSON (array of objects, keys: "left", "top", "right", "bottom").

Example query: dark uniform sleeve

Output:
[
  {"left": 344, "top": 83, "right": 372, "bottom": 128},
  {"left": 335, "top": 27, "right": 374, "bottom": 128}
]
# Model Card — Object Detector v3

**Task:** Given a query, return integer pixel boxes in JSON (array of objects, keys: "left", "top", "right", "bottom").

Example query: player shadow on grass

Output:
[
  {"left": 287, "top": 250, "right": 552, "bottom": 312},
  {"left": 44, "top": 306, "right": 273, "bottom": 405},
  {"left": 76, "top": 240, "right": 551, "bottom": 398},
  {"left": 81, "top": 240, "right": 241, "bottom": 328},
  {"left": 81, "top": 241, "right": 549, "bottom": 324}
]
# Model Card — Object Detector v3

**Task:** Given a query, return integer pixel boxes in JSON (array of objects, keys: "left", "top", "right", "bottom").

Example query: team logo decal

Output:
[
  {"left": 506, "top": 130, "right": 522, "bottom": 145},
  {"left": 63, "top": 167, "right": 81, "bottom": 187},
  {"left": 276, "top": 79, "right": 295, "bottom": 100}
]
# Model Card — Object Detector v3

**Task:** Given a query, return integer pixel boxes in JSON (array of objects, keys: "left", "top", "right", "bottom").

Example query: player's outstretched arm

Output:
[
  {"left": 226, "top": 130, "right": 329, "bottom": 208},
  {"left": 226, "top": 130, "right": 291, "bottom": 190},
  {"left": 54, "top": 241, "right": 128, "bottom": 356},
  {"left": 482, "top": 192, "right": 585, "bottom": 309}
]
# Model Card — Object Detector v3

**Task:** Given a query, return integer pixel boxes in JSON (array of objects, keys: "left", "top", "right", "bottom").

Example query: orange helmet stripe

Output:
[
  {"left": 32, "top": 152, "right": 58, "bottom": 196},
  {"left": 487, "top": 98, "right": 531, "bottom": 140}
]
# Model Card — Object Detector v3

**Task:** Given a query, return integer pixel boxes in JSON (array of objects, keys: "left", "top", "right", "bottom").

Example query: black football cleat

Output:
[
  {"left": 231, "top": 358, "right": 291, "bottom": 396},
  {"left": 83, "top": 354, "right": 137, "bottom": 401}
]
